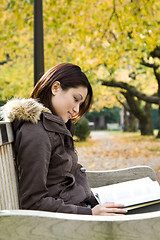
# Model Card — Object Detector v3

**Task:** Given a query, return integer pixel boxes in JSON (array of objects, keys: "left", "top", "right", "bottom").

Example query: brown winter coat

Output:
[{"left": 1, "top": 98, "right": 95, "bottom": 214}]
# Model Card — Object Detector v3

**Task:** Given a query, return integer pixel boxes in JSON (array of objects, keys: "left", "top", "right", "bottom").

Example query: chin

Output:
[
  {"left": 64, "top": 118, "right": 69, "bottom": 123},
  {"left": 65, "top": 118, "right": 71, "bottom": 123}
]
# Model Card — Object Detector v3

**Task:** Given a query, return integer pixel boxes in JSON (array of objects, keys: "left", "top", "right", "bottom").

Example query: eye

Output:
[{"left": 74, "top": 97, "right": 79, "bottom": 102}]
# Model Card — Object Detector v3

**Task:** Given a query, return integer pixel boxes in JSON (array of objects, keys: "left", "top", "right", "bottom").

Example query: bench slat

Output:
[
  {"left": 0, "top": 122, "right": 14, "bottom": 145},
  {"left": 0, "top": 143, "right": 19, "bottom": 210}
]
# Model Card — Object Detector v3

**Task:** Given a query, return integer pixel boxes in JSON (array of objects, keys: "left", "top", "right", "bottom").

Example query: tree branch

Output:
[
  {"left": 101, "top": 0, "right": 123, "bottom": 40},
  {"left": 141, "top": 58, "right": 159, "bottom": 69},
  {"left": 101, "top": 1, "right": 115, "bottom": 39},
  {"left": 120, "top": 91, "right": 145, "bottom": 120},
  {"left": 101, "top": 79, "right": 159, "bottom": 104},
  {"left": 116, "top": 96, "right": 130, "bottom": 112}
]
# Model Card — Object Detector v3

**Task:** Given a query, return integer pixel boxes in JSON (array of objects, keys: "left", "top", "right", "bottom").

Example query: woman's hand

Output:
[{"left": 92, "top": 202, "right": 127, "bottom": 216}]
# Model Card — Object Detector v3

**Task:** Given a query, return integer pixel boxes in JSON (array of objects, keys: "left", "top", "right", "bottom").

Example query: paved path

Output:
[{"left": 77, "top": 131, "right": 123, "bottom": 170}]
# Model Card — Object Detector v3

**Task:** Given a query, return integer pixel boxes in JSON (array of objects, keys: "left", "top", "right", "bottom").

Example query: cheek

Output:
[
  {"left": 65, "top": 98, "right": 74, "bottom": 109},
  {"left": 66, "top": 103, "right": 73, "bottom": 111}
]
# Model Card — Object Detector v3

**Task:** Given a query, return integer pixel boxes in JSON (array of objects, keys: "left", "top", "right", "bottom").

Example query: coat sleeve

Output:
[{"left": 15, "top": 122, "right": 92, "bottom": 215}]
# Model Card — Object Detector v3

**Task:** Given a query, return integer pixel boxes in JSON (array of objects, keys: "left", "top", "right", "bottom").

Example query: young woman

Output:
[{"left": 1, "top": 63, "right": 126, "bottom": 215}]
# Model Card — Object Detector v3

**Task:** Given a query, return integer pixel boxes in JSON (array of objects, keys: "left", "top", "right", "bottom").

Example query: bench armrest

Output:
[{"left": 86, "top": 166, "right": 156, "bottom": 188}]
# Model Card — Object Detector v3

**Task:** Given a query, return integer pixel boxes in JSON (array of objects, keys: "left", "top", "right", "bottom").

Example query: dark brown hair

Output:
[{"left": 30, "top": 63, "right": 93, "bottom": 121}]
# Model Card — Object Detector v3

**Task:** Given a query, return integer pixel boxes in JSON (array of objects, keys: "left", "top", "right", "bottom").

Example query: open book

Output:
[{"left": 92, "top": 177, "right": 160, "bottom": 211}]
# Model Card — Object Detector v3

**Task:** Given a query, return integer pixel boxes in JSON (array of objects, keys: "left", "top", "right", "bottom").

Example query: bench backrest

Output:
[{"left": 0, "top": 121, "right": 19, "bottom": 210}]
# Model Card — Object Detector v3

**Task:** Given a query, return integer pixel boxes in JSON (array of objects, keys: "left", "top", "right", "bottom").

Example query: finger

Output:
[
  {"left": 103, "top": 207, "right": 127, "bottom": 214},
  {"left": 104, "top": 202, "right": 125, "bottom": 208}
]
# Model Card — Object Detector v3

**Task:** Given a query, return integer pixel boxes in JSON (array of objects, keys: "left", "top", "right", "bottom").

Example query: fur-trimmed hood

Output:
[{"left": 0, "top": 98, "right": 51, "bottom": 124}]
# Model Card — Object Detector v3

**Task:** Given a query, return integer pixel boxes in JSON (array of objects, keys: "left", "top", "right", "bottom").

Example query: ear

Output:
[{"left": 51, "top": 81, "right": 61, "bottom": 95}]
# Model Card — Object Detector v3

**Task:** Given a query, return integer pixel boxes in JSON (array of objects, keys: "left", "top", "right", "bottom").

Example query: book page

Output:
[{"left": 92, "top": 177, "right": 160, "bottom": 207}]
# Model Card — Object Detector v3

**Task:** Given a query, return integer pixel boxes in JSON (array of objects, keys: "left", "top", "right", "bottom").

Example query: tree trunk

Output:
[
  {"left": 156, "top": 106, "right": 160, "bottom": 138},
  {"left": 128, "top": 112, "right": 138, "bottom": 132},
  {"left": 156, "top": 89, "right": 160, "bottom": 138},
  {"left": 123, "top": 108, "right": 130, "bottom": 131},
  {"left": 154, "top": 68, "right": 160, "bottom": 138},
  {"left": 123, "top": 109, "right": 138, "bottom": 132},
  {"left": 122, "top": 91, "right": 153, "bottom": 135},
  {"left": 139, "top": 103, "right": 154, "bottom": 135}
]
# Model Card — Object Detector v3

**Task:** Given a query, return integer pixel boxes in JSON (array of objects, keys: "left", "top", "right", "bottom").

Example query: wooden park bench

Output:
[
  {"left": 106, "top": 123, "right": 122, "bottom": 131},
  {"left": 1, "top": 121, "right": 160, "bottom": 240}
]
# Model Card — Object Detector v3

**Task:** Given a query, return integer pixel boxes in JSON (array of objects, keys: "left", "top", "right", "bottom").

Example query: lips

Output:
[{"left": 68, "top": 112, "right": 73, "bottom": 119}]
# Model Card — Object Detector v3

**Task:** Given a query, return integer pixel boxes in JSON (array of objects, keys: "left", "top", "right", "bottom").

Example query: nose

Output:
[{"left": 73, "top": 104, "right": 80, "bottom": 114}]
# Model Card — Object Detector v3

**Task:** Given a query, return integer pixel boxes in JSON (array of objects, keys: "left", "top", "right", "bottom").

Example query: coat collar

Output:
[
  {"left": 0, "top": 98, "right": 51, "bottom": 124},
  {"left": 42, "top": 112, "right": 75, "bottom": 137}
]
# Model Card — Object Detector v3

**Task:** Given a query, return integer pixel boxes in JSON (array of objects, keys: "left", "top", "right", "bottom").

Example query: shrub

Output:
[{"left": 75, "top": 117, "right": 90, "bottom": 141}]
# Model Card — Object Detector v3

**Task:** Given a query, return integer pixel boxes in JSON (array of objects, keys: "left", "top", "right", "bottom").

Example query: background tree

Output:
[
  {"left": 141, "top": 46, "right": 160, "bottom": 137},
  {"left": 101, "top": 44, "right": 160, "bottom": 136},
  {"left": 102, "top": 78, "right": 157, "bottom": 135},
  {"left": 0, "top": 0, "right": 160, "bottom": 117},
  {"left": 0, "top": 0, "right": 33, "bottom": 101},
  {"left": 116, "top": 97, "right": 139, "bottom": 132}
]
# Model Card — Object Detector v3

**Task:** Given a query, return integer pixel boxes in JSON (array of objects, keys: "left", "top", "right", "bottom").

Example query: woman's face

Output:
[{"left": 51, "top": 82, "right": 88, "bottom": 123}]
